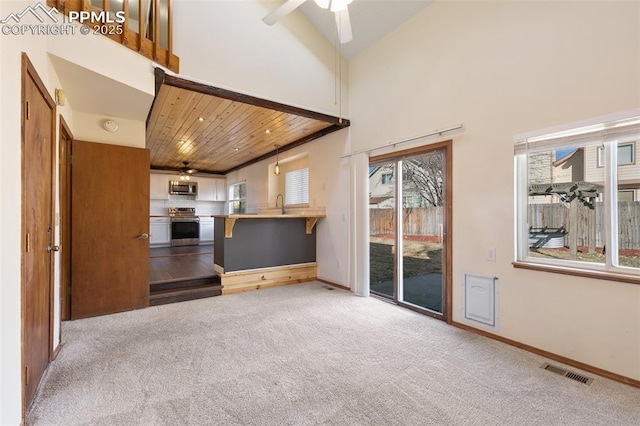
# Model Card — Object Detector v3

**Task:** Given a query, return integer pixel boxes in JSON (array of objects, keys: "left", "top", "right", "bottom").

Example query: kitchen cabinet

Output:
[
  {"left": 199, "top": 217, "right": 214, "bottom": 243},
  {"left": 150, "top": 173, "right": 170, "bottom": 200},
  {"left": 215, "top": 179, "right": 227, "bottom": 201},
  {"left": 196, "top": 178, "right": 215, "bottom": 201},
  {"left": 150, "top": 217, "right": 171, "bottom": 246},
  {"left": 196, "top": 177, "right": 227, "bottom": 201}
]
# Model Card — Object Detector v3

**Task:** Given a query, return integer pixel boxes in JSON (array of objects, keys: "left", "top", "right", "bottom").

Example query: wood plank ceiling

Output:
[{"left": 147, "top": 69, "right": 350, "bottom": 174}]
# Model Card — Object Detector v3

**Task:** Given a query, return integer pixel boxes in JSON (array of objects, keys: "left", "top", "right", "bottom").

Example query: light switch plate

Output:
[{"left": 487, "top": 248, "right": 496, "bottom": 262}]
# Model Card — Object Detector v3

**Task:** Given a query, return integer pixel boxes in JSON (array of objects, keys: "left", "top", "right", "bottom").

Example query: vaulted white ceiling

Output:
[{"left": 297, "top": 0, "right": 434, "bottom": 59}]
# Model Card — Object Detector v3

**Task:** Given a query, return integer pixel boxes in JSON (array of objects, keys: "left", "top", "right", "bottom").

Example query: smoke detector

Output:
[{"left": 103, "top": 120, "right": 119, "bottom": 132}]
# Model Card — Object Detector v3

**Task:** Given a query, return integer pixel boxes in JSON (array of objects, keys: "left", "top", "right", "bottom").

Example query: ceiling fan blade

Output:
[
  {"left": 334, "top": 7, "right": 353, "bottom": 44},
  {"left": 181, "top": 161, "right": 198, "bottom": 174},
  {"left": 263, "top": 0, "right": 307, "bottom": 26}
]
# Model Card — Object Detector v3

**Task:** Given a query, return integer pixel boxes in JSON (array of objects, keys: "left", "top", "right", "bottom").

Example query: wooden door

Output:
[
  {"left": 71, "top": 140, "right": 150, "bottom": 319},
  {"left": 59, "top": 117, "right": 73, "bottom": 320},
  {"left": 21, "top": 53, "right": 55, "bottom": 409}
]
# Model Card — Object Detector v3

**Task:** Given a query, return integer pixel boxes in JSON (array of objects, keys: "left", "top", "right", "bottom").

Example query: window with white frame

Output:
[
  {"left": 228, "top": 181, "right": 246, "bottom": 214},
  {"left": 618, "top": 190, "right": 635, "bottom": 202},
  {"left": 285, "top": 167, "right": 309, "bottom": 206},
  {"left": 597, "top": 142, "right": 635, "bottom": 167},
  {"left": 514, "top": 111, "right": 640, "bottom": 278}
]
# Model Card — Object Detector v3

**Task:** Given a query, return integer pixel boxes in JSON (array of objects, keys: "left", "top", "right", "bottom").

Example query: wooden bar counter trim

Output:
[{"left": 212, "top": 213, "right": 326, "bottom": 238}]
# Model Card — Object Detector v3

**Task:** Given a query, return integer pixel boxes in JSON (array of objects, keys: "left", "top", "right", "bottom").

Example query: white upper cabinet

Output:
[
  {"left": 215, "top": 179, "right": 227, "bottom": 201},
  {"left": 196, "top": 177, "right": 216, "bottom": 201},
  {"left": 150, "top": 173, "right": 170, "bottom": 200},
  {"left": 196, "top": 177, "right": 226, "bottom": 201}
]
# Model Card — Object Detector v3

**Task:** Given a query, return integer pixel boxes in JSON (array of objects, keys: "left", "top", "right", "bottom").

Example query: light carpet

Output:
[{"left": 28, "top": 282, "right": 640, "bottom": 425}]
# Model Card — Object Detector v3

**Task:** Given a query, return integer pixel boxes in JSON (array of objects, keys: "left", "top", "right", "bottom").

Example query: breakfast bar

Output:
[{"left": 213, "top": 213, "right": 326, "bottom": 294}]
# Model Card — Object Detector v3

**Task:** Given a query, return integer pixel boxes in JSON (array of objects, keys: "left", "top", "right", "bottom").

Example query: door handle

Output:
[
  {"left": 137, "top": 233, "right": 150, "bottom": 240},
  {"left": 47, "top": 245, "right": 60, "bottom": 253}
]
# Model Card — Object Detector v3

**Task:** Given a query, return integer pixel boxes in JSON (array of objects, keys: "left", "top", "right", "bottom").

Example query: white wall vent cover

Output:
[{"left": 464, "top": 274, "right": 497, "bottom": 327}]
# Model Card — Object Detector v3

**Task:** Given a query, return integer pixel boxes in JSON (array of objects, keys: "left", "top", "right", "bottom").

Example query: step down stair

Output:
[{"left": 150, "top": 275, "right": 222, "bottom": 306}]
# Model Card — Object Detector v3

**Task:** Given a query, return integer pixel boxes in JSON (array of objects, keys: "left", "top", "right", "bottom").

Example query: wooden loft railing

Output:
[{"left": 47, "top": 0, "right": 179, "bottom": 72}]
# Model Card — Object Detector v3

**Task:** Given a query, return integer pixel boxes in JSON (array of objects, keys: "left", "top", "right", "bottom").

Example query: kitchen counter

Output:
[
  {"left": 213, "top": 214, "right": 323, "bottom": 293},
  {"left": 212, "top": 213, "right": 326, "bottom": 219},
  {"left": 150, "top": 215, "right": 214, "bottom": 217},
  {"left": 213, "top": 213, "right": 325, "bottom": 238}
]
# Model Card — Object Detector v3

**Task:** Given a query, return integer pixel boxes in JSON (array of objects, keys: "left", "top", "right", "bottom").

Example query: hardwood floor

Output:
[
  {"left": 149, "top": 245, "right": 214, "bottom": 259},
  {"left": 149, "top": 245, "right": 214, "bottom": 284},
  {"left": 149, "top": 245, "right": 221, "bottom": 305}
]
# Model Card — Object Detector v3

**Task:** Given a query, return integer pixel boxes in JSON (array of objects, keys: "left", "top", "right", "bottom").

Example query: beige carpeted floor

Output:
[{"left": 28, "top": 282, "right": 640, "bottom": 425}]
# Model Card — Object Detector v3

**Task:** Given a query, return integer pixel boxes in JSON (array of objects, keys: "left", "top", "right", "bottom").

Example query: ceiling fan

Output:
[
  {"left": 263, "top": 0, "right": 353, "bottom": 44},
  {"left": 179, "top": 161, "right": 197, "bottom": 180}
]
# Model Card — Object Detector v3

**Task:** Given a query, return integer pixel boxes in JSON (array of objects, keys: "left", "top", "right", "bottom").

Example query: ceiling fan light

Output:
[
  {"left": 330, "top": 0, "right": 348, "bottom": 12},
  {"left": 314, "top": 0, "right": 330, "bottom": 9}
]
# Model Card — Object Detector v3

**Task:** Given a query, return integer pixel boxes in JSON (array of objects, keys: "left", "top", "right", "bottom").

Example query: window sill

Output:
[{"left": 513, "top": 261, "right": 640, "bottom": 286}]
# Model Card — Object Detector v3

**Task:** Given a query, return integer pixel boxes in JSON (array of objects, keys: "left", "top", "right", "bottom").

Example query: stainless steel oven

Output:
[{"left": 169, "top": 207, "right": 200, "bottom": 247}]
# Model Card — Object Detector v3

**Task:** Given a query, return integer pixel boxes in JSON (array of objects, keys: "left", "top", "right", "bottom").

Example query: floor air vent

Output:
[{"left": 541, "top": 362, "right": 593, "bottom": 385}]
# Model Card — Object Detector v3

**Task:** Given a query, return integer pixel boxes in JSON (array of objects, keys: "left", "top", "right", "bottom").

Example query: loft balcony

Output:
[{"left": 48, "top": 0, "right": 179, "bottom": 72}]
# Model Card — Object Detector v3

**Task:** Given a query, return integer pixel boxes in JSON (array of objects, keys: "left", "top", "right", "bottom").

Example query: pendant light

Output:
[{"left": 274, "top": 144, "right": 281, "bottom": 175}]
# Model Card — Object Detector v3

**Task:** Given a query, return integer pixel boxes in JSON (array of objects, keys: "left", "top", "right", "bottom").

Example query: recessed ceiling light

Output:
[
  {"left": 198, "top": 117, "right": 204, "bottom": 122},
  {"left": 235, "top": 147, "right": 239, "bottom": 151},
  {"left": 265, "top": 129, "right": 271, "bottom": 134}
]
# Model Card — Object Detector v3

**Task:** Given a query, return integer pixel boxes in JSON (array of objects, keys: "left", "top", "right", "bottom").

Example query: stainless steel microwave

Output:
[{"left": 169, "top": 181, "right": 198, "bottom": 195}]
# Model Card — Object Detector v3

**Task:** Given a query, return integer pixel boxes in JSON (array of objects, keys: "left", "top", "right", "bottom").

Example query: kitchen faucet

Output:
[{"left": 276, "top": 193, "right": 285, "bottom": 214}]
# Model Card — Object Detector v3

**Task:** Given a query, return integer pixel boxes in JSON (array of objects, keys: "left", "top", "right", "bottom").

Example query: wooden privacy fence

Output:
[
  {"left": 371, "top": 202, "right": 640, "bottom": 249},
  {"left": 528, "top": 201, "right": 640, "bottom": 249},
  {"left": 370, "top": 207, "right": 444, "bottom": 237}
]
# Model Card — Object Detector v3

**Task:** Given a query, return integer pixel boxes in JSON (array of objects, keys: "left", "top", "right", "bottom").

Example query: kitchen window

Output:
[
  {"left": 285, "top": 167, "right": 309, "bottom": 206},
  {"left": 228, "top": 181, "right": 246, "bottom": 214},
  {"left": 514, "top": 110, "right": 640, "bottom": 283}
]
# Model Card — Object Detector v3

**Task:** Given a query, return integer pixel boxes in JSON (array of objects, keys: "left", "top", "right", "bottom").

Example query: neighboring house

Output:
[
  {"left": 369, "top": 165, "right": 395, "bottom": 208},
  {"left": 369, "top": 165, "right": 430, "bottom": 208},
  {"left": 528, "top": 147, "right": 585, "bottom": 204},
  {"left": 585, "top": 141, "right": 640, "bottom": 201},
  {"left": 529, "top": 143, "right": 640, "bottom": 204},
  {"left": 369, "top": 196, "right": 392, "bottom": 208}
]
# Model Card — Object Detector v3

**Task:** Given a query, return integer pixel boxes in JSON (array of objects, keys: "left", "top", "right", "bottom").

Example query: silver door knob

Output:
[
  {"left": 137, "top": 233, "right": 150, "bottom": 240},
  {"left": 47, "top": 245, "right": 59, "bottom": 253}
]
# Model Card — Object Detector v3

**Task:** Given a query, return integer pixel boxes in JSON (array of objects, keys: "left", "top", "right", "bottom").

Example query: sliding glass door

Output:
[
  {"left": 399, "top": 153, "right": 445, "bottom": 313},
  {"left": 369, "top": 143, "right": 451, "bottom": 320},
  {"left": 369, "top": 161, "right": 396, "bottom": 299}
]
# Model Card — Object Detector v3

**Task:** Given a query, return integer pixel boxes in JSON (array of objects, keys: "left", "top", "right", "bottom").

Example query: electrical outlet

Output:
[{"left": 487, "top": 248, "right": 496, "bottom": 262}]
